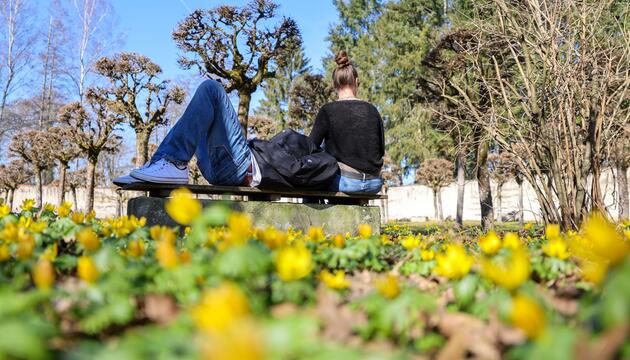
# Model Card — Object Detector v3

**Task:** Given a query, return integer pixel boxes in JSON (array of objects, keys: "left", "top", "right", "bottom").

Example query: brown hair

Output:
[{"left": 332, "top": 50, "right": 358, "bottom": 90}]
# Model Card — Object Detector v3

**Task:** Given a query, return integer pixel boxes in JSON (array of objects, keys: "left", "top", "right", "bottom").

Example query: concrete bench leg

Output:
[{"left": 127, "top": 197, "right": 381, "bottom": 235}]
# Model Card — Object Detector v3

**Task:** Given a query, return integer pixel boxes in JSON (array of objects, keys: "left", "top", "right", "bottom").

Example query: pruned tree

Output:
[
  {"left": 65, "top": 170, "right": 86, "bottom": 211},
  {"left": 172, "top": 0, "right": 302, "bottom": 133},
  {"left": 248, "top": 114, "right": 278, "bottom": 139},
  {"left": 416, "top": 158, "right": 454, "bottom": 221},
  {"left": 94, "top": 52, "right": 186, "bottom": 167},
  {"left": 488, "top": 152, "right": 514, "bottom": 223},
  {"left": 58, "top": 87, "right": 123, "bottom": 212},
  {"left": 0, "top": 159, "right": 32, "bottom": 209},
  {"left": 10, "top": 130, "right": 54, "bottom": 208},
  {"left": 48, "top": 126, "right": 81, "bottom": 205},
  {"left": 288, "top": 73, "right": 336, "bottom": 132}
]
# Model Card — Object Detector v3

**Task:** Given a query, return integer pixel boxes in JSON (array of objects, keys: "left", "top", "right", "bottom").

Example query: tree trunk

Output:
[
  {"left": 517, "top": 177, "right": 524, "bottom": 226},
  {"left": 116, "top": 189, "right": 123, "bottom": 217},
  {"left": 237, "top": 92, "right": 252, "bottom": 136},
  {"left": 35, "top": 168, "right": 43, "bottom": 209},
  {"left": 456, "top": 151, "right": 465, "bottom": 226},
  {"left": 436, "top": 188, "right": 443, "bottom": 221},
  {"left": 432, "top": 188, "right": 440, "bottom": 221},
  {"left": 57, "top": 164, "right": 67, "bottom": 206},
  {"left": 476, "top": 141, "right": 494, "bottom": 231},
  {"left": 135, "top": 129, "right": 151, "bottom": 167},
  {"left": 618, "top": 163, "right": 629, "bottom": 221},
  {"left": 496, "top": 184, "right": 503, "bottom": 223},
  {"left": 86, "top": 159, "right": 97, "bottom": 212},
  {"left": 8, "top": 188, "right": 14, "bottom": 211},
  {"left": 71, "top": 188, "right": 78, "bottom": 212}
]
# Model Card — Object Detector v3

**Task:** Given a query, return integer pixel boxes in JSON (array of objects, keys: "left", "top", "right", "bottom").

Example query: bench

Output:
[{"left": 119, "top": 182, "right": 387, "bottom": 234}]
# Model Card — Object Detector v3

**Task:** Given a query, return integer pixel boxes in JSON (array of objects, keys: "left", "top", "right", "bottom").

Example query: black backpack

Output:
[{"left": 249, "top": 129, "right": 339, "bottom": 190}]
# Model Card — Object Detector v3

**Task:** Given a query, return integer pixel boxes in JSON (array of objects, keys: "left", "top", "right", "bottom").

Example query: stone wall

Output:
[{"left": 6, "top": 167, "right": 628, "bottom": 222}]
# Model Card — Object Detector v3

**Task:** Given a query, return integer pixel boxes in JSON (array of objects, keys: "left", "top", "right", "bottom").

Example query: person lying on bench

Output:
[{"left": 114, "top": 51, "right": 384, "bottom": 194}]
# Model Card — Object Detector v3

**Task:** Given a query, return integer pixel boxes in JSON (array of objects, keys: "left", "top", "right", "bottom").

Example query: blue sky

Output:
[{"left": 113, "top": 0, "right": 339, "bottom": 108}]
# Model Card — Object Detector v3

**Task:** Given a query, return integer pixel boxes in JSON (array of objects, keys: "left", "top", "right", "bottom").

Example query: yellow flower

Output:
[
  {"left": 479, "top": 231, "right": 502, "bottom": 255},
  {"left": 580, "top": 213, "right": 629, "bottom": 266},
  {"left": 201, "top": 321, "right": 265, "bottom": 360},
  {"left": 320, "top": 270, "right": 351, "bottom": 290},
  {"left": 0, "top": 204, "right": 10, "bottom": 217},
  {"left": 523, "top": 222, "right": 534, "bottom": 231},
  {"left": 77, "top": 256, "right": 99, "bottom": 283},
  {"left": 380, "top": 234, "right": 392, "bottom": 245},
  {"left": 502, "top": 232, "right": 522, "bottom": 249},
  {"left": 150, "top": 225, "right": 176, "bottom": 244},
  {"left": 32, "top": 258, "right": 55, "bottom": 290},
  {"left": 358, "top": 224, "right": 372, "bottom": 238},
  {"left": 126, "top": 239, "right": 145, "bottom": 257},
  {"left": 43, "top": 203, "right": 55, "bottom": 212},
  {"left": 481, "top": 247, "right": 531, "bottom": 291},
  {"left": 21, "top": 199, "right": 35, "bottom": 212},
  {"left": 0, "top": 245, "right": 10, "bottom": 261},
  {"left": 332, "top": 234, "right": 345, "bottom": 248},
  {"left": 510, "top": 294, "right": 546, "bottom": 339},
  {"left": 255, "top": 227, "right": 287, "bottom": 249},
  {"left": 306, "top": 226, "right": 325, "bottom": 242},
  {"left": 545, "top": 224, "right": 561, "bottom": 240},
  {"left": 86, "top": 210, "right": 96, "bottom": 222},
  {"left": 16, "top": 234, "right": 35, "bottom": 259},
  {"left": 165, "top": 188, "right": 202, "bottom": 225},
  {"left": 420, "top": 249, "right": 435, "bottom": 261},
  {"left": 57, "top": 202, "right": 72, "bottom": 217},
  {"left": 28, "top": 220, "right": 47, "bottom": 233},
  {"left": 374, "top": 274, "right": 401, "bottom": 299},
  {"left": 76, "top": 228, "right": 100, "bottom": 252},
  {"left": 156, "top": 240, "right": 179, "bottom": 269},
  {"left": 71, "top": 212, "right": 85, "bottom": 224},
  {"left": 542, "top": 238, "right": 570, "bottom": 260},
  {"left": 433, "top": 244, "right": 474, "bottom": 279},
  {"left": 275, "top": 245, "right": 313, "bottom": 282},
  {"left": 41, "top": 244, "right": 58, "bottom": 261},
  {"left": 191, "top": 282, "right": 250, "bottom": 333},
  {"left": 401, "top": 235, "right": 421, "bottom": 250},
  {"left": 225, "top": 212, "right": 253, "bottom": 246}
]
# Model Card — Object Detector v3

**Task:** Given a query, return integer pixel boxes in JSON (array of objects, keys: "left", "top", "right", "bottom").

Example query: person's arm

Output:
[
  {"left": 377, "top": 110, "right": 385, "bottom": 157},
  {"left": 309, "top": 107, "right": 328, "bottom": 146}
]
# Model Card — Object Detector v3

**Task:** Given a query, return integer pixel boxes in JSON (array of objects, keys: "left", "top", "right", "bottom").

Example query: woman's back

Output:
[{"left": 309, "top": 99, "right": 384, "bottom": 176}]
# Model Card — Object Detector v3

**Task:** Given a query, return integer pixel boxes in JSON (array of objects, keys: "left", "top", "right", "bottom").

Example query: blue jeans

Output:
[
  {"left": 152, "top": 79, "right": 250, "bottom": 185},
  {"left": 330, "top": 174, "right": 383, "bottom": 194}
]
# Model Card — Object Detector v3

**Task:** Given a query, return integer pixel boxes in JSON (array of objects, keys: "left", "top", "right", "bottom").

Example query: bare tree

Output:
[
  {"left": 48, "top": 126, "right": 81, "bottom": 205},
  {"left": 65, "top": 170, "right": 86, "bottom": 211},
  {"left": 9, "top": 130, "right": 54, "bottom": 208},
  {"left": 416, "top": 158, "right": 454, "bottom": 221},
  {"left": 488, "top": 152, "right": 514, "bottom": 223},
  {"left": 613, "top": 125, "right": 630, "bottom": 220},
  {"left": 58, "top": 88, "right": 123, "bottom": 211},
  {"left": 172, "top": 0, "right": 301, "bottom": 133},
  {"left": 248, "top": 113, "right": 278, "bottom": 139},
  {"left": 0, "top": 0, "right": 37, "bottom": 148},
  {"left": 94, "top": 52, "right": 186, "bottom": 167},
  {"left": 0, "top": 159, "right": 31, "bottom": 209}
]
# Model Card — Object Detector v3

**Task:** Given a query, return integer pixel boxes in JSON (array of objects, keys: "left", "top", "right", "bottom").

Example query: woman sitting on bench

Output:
[{"left": 114, "top": 51, "right": 384, "bottom": 194}]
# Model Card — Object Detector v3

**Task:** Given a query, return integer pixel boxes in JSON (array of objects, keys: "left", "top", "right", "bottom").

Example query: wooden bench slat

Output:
[{"left": 120, "top": 182, "right": 387, "bottom": 200}]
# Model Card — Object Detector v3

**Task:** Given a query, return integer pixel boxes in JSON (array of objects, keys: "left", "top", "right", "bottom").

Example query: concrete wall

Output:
[{"left": 5, "top": 168, "right": 628, "bottom": 222}]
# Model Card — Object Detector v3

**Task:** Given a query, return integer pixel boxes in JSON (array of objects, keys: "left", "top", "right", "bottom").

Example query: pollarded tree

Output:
[
  {"left": 488, "top": 152, "right": 514, "bottom": 223},
  {"left": 95, "top": 52, "right": 186, "bottom": 167},
  {"left": 48, "top": 126, "right": 81, "bottom": 206},
  {"left": 10, "top": 130, "right": 54, "bottom": 208},
  {"left": 288, "top": 74, "right": 336, "bottom": 132},
  {"left": 58, "top": 88, "right": 123, "bottom": 212},
  {"left": 64, "top": 170, "right": 87, "bottom": 212},
  {"left": 416, "top": 158, "right": 454, "bottom": 221},
  {"left": 172, "top": 0, "right": 301, "bottom": 134},
  {"left": 0, "top": 159, "right": 32, "bottom": 210},
  {"left": 248, "top": 114, "right": 278, "bottom": 140}
]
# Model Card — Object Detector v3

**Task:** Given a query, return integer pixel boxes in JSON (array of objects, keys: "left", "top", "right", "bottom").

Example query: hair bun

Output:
[{"left": 335, "top": 50, "right": 351, "bottom": 68}]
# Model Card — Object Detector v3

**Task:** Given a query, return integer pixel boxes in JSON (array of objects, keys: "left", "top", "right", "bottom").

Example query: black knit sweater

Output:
[{"left": 309, "top": 100, "right": 384, "bottom": 175}]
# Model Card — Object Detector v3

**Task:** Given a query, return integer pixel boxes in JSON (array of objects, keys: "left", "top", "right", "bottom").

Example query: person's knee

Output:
[{"left": 199, "top": 79, "right": 223, "bottom": 94}]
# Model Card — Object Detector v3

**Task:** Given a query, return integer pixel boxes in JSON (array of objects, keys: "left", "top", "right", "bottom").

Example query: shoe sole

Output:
[{"left": 130, "top": 171, "right": 189, "bottom": 185}]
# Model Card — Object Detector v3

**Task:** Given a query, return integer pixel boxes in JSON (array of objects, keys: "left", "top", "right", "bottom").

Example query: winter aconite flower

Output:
[
  {"left": 21, "top": 199, "right": 35, "bottom": 212},
  {"left": 165, "top": 188, "right": 202, "bottom": 225},
  {"left": 481, "top": 247, "right": 531, "bottom": 291},
  {"left": 275, "top": 245, "right": 313, "bottom": 281},
  {"left": 57, "top": 202, "right": 72, "bottom": 217},
  {"left": 307, "top": 226, "right": 325, "bottom": 242},
  {"left": 0, "top": 204, "right": 10, "bottom": 217},
  {"left": 76, "top": 228, "right": 100, "bottom": 252},
  {"left": 479, "top": 231, "right": 502, "bottom": 255},
  {"left": 358, "top": 224, "right": 372, "bottom": 239},
  {"left": 510, "top": 294, "right": 546, "bottom": 339},
  {"left": 332, "top": 234, "right": 345, "bottom": 247},
  {"left": 542, "top": 237, "right": 570, "bottom": 260},
  {"left": 150, "top": 225, "right": 176, "bottom": 243},
  {"left": 191, "top": 282, "right": 250, "bottom": 333},
  {"left": 580, "top": 212, "right": 629, "bottom": 266},
  {"left": 225, "top": 212, "right": 253, "bottom": 246},
  {"left": 32, "top": 258, "right": 55, "bottom": 290},
  {"left": 255, "top": 227, "right": 287, "bottom": 249},
  {"left": 77, "top": 256, "right": 99, "bottom": 284},
  {"left": 374, "top": 274, "right": 401, "bottom": 299},
  {"left": 420, "top": 249, "right": 435, "bottom": 261},
  {"left": 433, "top": 244, "right": 474, "bottom": 279},
  {"left": 320, "top": 270, "right": 351, "bottom": 290},
  {"left": 401, "top": 235, "right": 421, "bottom": 250},
  {"left": 156, "top": 239, "right": 179, "bottom": 269},
  {"left": 126, "top": 239, "right": 145, "bottom": 258},
  {"left": 502, "top": 232, "right": 522, "bottom": 249}
]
